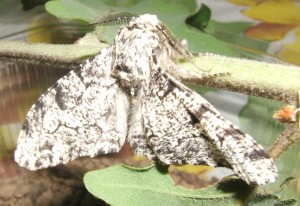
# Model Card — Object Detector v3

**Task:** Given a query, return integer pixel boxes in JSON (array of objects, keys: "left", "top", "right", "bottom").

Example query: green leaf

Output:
[
  {"left": 246, "top": 177, "right": 297, "bottom": 206},
  {"left": 84, "top": 164, "right": 248, "bottom": 206},
  {"left": 206, "top": 21, "right": 251, "bottom": 35},
  {"left": 186, "top": 11, "right": 269, "bottom": 57},
  {"left": 21, "top": 0, "right": 50, "bottom": 10},
  {"left": 84, "top": 165, "right": 297, "bottom": 206},
  {"left": 206, "top": 20, "right": 269, "bottom": 54},
  {"left": 186, "top": 3, "right": 211, "bottom": 31},
  {"left": 102, "top": 0, "right": 140, "bottom": 7},
  {"left": 45, "top": 0, "right": 238, "bottom": 56},
  {"left": 246, "top": 194, "right": 297, "bottom": 206}
]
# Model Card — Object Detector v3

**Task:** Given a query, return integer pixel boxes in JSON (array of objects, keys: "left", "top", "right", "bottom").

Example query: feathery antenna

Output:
[
  {"left": 91, "top": 12, "right": 138, "bottom": 26},
  {"left": 157, "top": 22, "right": 210, "bottom": 72}
]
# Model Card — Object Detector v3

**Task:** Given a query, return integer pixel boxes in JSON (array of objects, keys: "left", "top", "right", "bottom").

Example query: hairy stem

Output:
[
  {"left": 268, "top": 124, "right": 300, "bottom": 160},
  {"left": 1, "top": 40, "right": 299, "bottom": 103}
]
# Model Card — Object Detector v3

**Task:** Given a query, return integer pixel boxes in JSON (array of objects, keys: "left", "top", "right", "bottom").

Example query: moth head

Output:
[
  {"left": 113, "top": 14, "right": 193, "bottom": 79},
  {"left": 134, "top": 14, "right": 160, "bottom": 27},
  {"left": 132, "top": 14, "right": 208, "bottom": 72}
]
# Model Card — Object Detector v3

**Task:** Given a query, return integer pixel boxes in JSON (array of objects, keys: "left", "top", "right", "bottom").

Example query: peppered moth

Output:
[{"left": 15, "top": 14, "right": 277, "bottom": 185}]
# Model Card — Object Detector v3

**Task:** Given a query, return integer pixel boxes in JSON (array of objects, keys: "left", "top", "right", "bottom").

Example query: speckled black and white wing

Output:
[
  {"left": 130, "top": 67, "right": 228, "bottom": 168},
  {"left": 140, "top": 57, "right": 277, "bottom": 185},
  {"left": 107, "top": 14, "right": 278, "bottom": 185},
  {"left": 114, "top": 14, "right": 277, "bottom": 185},
  {"left": 137, "top": 59, "right": 277, "bottom": 185},
  {"left": 15, "top": 46, "right": 129, "bottom": 170},
  {"left": 170, "top": 74, "right": 277, "bottom": 185}
]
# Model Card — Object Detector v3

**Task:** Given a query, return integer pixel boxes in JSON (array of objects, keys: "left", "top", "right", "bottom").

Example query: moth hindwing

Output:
[{"left": 15, "top": 14, "right": 277, "bottom": 185}]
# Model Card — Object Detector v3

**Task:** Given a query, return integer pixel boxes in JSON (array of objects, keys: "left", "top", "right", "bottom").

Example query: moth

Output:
[{"left": 15, "top": 13, "right": 277, "bottom": 185}]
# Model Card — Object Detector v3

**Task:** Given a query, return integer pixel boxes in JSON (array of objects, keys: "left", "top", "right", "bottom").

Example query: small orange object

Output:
[{"left": 273, "top": 105, "right": 298, "bottom": 123}]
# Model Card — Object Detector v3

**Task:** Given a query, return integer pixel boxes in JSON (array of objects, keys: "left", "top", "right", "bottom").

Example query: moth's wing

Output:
[
  {"left": 166, "top": 74, "right": 277, "bottom": 185},
  {"left": 136, "top": 71, "right": 229, "bottom": 168},
  {"left": 128, "top": 100, "right": 156, "bottom": 160},
  {"left": 15, "top": 46, "right": 129, "bottom": 170}
]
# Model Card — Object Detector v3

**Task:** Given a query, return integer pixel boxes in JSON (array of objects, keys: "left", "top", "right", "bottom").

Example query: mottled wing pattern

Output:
[
  {"left": 115, "top": 14, "right": 277, "bottom": 185},
  {"left": 14, "top": 13, "right": 277, "bottom": 186},
  {"left": 132, "top": 68, "right": 228, "bottom": 168},
  {"left": 161, "top": 71, "right": 277, "bottom": 185},
  {"left": 15, "top": 46, "right": 129, "bottom": 170},
  {"left": 128, "top": 98, "right": 156, "bottom": 160}
]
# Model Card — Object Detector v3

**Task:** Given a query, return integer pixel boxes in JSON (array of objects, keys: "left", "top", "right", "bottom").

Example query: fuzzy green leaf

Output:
[
  {"left": 84, "top": 165, "right": 297, "bottom": 206},
  {"left": 84, "top": 164, "right": 248, "bottom": 206}
]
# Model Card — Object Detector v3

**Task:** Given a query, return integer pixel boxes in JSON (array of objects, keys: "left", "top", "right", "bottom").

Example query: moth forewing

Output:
[
  {"left": 15, "top": 46, "right": 129, "bottom": 170},
  {"left": 167, "top": 75, "right": 277, "bottom": 185},
  {"left": 145, "top": 51, "right": 277, "bottom": 185}
]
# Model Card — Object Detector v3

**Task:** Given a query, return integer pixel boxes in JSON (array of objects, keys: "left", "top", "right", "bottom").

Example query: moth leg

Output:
[
  {"left": 197, "top": 72, "right": 230, "bottom": 80},
  {"left": 157, "top": 49, "right": 230, "bottom": 82}
]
